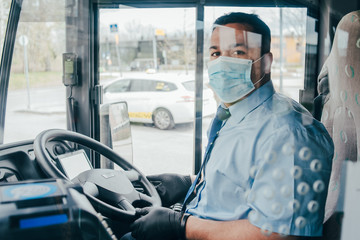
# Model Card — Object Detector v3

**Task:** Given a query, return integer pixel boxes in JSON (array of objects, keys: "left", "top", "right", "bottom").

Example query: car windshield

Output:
[{"left": 182, "top": 80, "right": 210, "bottom": 91}]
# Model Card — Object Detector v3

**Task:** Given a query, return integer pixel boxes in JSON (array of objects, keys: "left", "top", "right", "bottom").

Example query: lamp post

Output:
[{"left": 19, "top": 35, "right": 31, "bottom": 110}]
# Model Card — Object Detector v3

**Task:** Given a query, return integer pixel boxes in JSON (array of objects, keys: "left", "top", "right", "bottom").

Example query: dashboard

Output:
[
  {"left": 0, "top": 139, "right": 122, "bottom": 240},
  {"left": 0, "top": 140, "right": 76, "bottom": 183},
  {"left": 0, "top": 132, "right": 161, "bottom": 240}
]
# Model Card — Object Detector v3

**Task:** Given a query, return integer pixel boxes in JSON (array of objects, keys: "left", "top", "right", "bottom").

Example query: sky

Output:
[{"left": 100, "top": 6, "right": 308, "bottom": 37}]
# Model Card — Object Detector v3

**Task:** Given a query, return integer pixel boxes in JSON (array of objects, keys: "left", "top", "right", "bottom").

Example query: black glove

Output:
[
  {"left": 147, "top": 174, "right": 192, "bottom": 207},
  {"left": 130, "top": 207, "right": 188, "bottom": 240}
]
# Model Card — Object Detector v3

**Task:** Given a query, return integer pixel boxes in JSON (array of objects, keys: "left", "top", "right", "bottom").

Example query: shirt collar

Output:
[{"left": 225, "top": 80, "right": 275, "bottom": 124}]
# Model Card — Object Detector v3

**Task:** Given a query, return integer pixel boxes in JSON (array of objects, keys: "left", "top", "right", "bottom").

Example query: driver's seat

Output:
[{"left": 319, "top": 10, "right": 360, "bottom": 240}]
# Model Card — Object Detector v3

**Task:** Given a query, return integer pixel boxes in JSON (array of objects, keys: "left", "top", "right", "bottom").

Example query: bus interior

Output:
[{"left": 0, "top": 0, "right": 359, "bottom": 239}]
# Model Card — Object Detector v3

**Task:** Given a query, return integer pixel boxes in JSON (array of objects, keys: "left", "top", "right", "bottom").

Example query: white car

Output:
[{"left": 103, "top": 74, "right": 217, "bottom": 130}]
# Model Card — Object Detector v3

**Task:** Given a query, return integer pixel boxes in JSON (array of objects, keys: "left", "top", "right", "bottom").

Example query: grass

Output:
[{"left": 9, "top": 71, "right": 63, "bottom": 90}]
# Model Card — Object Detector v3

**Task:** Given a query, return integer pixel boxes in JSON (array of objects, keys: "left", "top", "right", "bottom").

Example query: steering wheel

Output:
[{"left": 33, "top": 129, "right": 161, "bottom": 221}]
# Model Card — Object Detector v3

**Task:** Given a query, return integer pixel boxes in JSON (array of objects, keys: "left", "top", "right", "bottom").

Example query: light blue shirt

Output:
[{"left": 185, "top": 81, "right": 334, "bottom": 237}]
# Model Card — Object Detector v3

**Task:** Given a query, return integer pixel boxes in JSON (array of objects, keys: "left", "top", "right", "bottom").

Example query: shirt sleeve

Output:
[{"left": 246, "top": 125, "right": 333, "bottom": 237}]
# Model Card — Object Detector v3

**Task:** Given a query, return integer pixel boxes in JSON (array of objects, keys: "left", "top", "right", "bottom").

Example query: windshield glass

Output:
[
  {"left": 99, "top": 8, "right": 198, "bottom": 175},
  {"left": 2, "top": 2, "right": 308, "bottom": 174},
  {"left": 98, "top": 6, "right": 308, "bottom": 175},
  {"left": 3, "top": 0, "right": 66, "bottom": 143}
]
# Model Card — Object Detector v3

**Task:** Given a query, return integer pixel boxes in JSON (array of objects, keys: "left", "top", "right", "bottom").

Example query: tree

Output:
[{"left": 0, "top": 0, "right": 10, "bottom": 58}]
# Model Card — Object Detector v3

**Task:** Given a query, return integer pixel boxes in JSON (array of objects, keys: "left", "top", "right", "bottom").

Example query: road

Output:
[
  {"left": 130, "top": 118, "right": 212, "bottom": 175},
  {"left": 4, "top": 86, "right": 211, "bottom": 175}
]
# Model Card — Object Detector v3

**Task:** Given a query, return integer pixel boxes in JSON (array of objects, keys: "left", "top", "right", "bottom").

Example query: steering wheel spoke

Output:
[
  {"left": 123, "top": 169, "right": 141, "bottom": 182},
  {"left": 118, "top": 199, "right": 136, "bottom": 212},
  {"left": 138, "top": 192, "right": 158, "bottom": 207},
  {"left": 83, "top": 181, "right": 99, "bottom": 197}
]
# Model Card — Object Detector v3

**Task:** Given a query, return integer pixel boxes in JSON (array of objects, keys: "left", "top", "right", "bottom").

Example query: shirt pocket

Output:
[{"left": 205, "top": 169, "right": 248, "bottom": 216}]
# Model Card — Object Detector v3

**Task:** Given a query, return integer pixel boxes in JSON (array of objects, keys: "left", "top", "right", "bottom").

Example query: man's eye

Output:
[
  {"left": 210, "top": 52, "right": 220, "bottom": 57},
  {"left": 232, "top": 50, "right": 246, "bottom": 56}
]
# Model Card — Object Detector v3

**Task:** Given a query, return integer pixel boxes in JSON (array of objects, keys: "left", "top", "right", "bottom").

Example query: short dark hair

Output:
[{"left": 214, "top": 12, "right": 271, "bottom": 55}]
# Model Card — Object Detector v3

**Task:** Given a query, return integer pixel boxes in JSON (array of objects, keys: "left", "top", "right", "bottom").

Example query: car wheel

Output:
[{"left": 153, "top": 108, "right": 175, "bottom": 130}]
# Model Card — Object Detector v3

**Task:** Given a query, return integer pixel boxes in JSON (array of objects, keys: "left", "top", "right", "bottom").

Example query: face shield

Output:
[
  {"left": 208, "top": 24, "right": 267, "bottom": 104},
  {"left": 210, "top": 24, "right": 263, "bottom": 61}
]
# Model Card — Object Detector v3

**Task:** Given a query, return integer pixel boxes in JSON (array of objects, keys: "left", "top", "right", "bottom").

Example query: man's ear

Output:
[{"left": 262, "top": 52, "right": 273, "bottom": 74}]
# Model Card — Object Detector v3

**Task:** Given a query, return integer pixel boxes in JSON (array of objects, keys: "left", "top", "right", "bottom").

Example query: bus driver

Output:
[{"left": 127, "top": 12, "right": 334, "bottom": 240}]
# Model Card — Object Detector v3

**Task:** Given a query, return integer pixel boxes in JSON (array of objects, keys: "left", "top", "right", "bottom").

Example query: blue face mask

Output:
[{"left": 208, "top": 56, "right": 265, "bottom": 103}]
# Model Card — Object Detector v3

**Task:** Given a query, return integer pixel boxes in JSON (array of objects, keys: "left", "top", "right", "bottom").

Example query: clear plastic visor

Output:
[{"left": 210, "top": 24, "right": 263, "bottom": 60}]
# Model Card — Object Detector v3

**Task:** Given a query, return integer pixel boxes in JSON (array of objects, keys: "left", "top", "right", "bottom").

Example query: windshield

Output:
[
  {"left": 3, "top": 0, "right": 67, "bottom": 142},
  {"left": 1, "top": 1, "right": 309, "bottom": 175},
  {"left": 98, "top": 6, "right": 308, "bottom": 175}
]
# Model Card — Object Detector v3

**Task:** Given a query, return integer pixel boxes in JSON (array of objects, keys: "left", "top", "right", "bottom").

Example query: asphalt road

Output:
[
  {"left": 4, "top": 86, "right": 212, "bottom": 176},
  {"left": 130, "top": 118, "right": 212, "bottom": 176}
]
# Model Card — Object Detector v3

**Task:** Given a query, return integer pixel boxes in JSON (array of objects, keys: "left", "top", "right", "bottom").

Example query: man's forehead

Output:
[{"left": 211, "top": 24, "right": 262, "bottom": 49}]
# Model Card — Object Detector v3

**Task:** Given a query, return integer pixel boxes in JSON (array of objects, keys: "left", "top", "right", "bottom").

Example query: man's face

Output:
[{"left": 209, "top": 23, "right": 264, "bottom": 85}]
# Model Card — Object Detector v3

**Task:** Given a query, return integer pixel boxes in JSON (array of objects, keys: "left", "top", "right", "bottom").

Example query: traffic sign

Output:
[
  {"left": 18, "top": 35, "right": 29, "bottom": 46},
  {"left": 110, "top": 24, "right": 118, "bottom": 33}
]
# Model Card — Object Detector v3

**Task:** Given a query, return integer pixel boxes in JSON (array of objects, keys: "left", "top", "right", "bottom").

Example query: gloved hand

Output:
[
  {"left": 130, "top": 207, "right": 188, "bottom": 240},
  {"left": 147, "top": 173, "right": 192, "bottom": 207}
]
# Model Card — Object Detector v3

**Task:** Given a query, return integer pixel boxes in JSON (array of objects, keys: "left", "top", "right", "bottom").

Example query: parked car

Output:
[{"left": 103, "top": 74, "right": 217, "bottom": 130}]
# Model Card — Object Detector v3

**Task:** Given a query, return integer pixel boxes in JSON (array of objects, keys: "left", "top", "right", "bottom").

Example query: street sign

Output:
[
  {"left": 18, "top": 35, "right": 29, "bottom": 46},
  {"left": 110, "top": 24, "right": 118, "bottom": 33}
]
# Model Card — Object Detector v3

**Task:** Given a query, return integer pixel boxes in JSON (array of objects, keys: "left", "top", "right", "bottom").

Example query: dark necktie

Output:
[{"left": 182, "top": 106, "right": 230, "bottom": 211}]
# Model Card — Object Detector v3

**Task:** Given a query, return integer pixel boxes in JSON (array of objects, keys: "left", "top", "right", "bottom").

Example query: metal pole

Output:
[
  {"left": 193, "top": 2, "right": 204, "bottom": 175},
  {"left": 23, "top": 43, "right": 31, "bottom": 109},
  {"left": 152, "top": 35, "right": 158, "bottom": 70},
  {"left": 162, "top": 49, "right": 168, "bottom": 72},
  {"left": 115, "top": 34, "right": 122, "bottom": 77}
]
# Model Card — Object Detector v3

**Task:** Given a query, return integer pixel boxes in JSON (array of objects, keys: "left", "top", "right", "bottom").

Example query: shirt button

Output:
[
  {"left": 216, "top": 131, "right": 219, "bottom": 135},
  {"left": 210, "top": 142, "right": 213, "bottom": 145}
]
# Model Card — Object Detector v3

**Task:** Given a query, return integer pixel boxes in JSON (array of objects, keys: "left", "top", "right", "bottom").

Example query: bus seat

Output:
[
  {"left": 319, "top": 10, "right": 360, "bottom": 240},
  {"left": 313, "top": 67, "right": 329, "bottom": 121}
]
